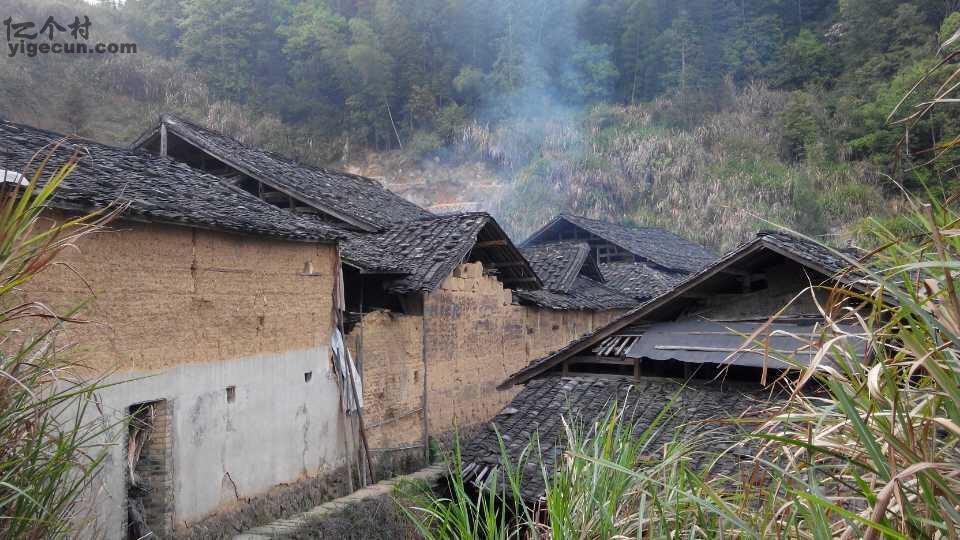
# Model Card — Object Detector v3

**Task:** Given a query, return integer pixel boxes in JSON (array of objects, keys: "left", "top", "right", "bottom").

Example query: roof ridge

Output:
[
  {"left": 560, "top": 213, "right": 665, "bottom": 232},
  {"left": 524, "top": 239, "right": 591, "bottom": 249},
  {"left": 411, "top": 211, "right": 491, "bottom": 222}
]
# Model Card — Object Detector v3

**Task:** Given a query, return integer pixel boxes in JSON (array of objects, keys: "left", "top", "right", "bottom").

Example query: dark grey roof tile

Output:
[
  {"left": 148, "top": 114, "right": 432, "bottom": 230},
  {"left": 525, "top": 215, "right": 716, "bottom": 273},
  {"left": 520, "top": 241, "right": 592, "bottom": 293},
  {"left": 514, "top": 277, "right": 639, "bottom": 311},
  {"left": 341, "top": 212, "right": 539, "bottom": 294},
  {"left": 599, "top": 262, "right": 686, "bottom": 300},
  {"left": 460, "top": 375, "right": 771, "bottom": 501},
  {"left": 0, "top": 119, "right": 338, "bottom": 242}
]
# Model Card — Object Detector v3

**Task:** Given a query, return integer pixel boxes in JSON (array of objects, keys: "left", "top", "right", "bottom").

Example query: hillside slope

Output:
[
  {"left": 349, "top": 84, "right": 892, "bottom": 250},
  {"left": 4, "top": 0, "right": 948, "bottom": 250}
]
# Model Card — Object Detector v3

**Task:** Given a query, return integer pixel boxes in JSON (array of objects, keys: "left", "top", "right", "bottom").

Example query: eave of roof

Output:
[
  {"left": 498, "top": 231, "right": 871, "bottom": 389},
  {"left": 340, "top": 212, "right": 542, "bottom": 294}
]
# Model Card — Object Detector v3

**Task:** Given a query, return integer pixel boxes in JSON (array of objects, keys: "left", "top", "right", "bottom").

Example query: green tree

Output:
[
  {"left": 346, "top": 18, "right": 399, "bottom": 147},
  {"left": 658, "top": 10, "right": 705, "bottom": 95},
  {"left": 122, "top": 0, "right": 184, "bottom": 58},
  {"left": 178, "top": 0, "right": 279, "bottom": 101},
  {"left": 561, "top": 41, "right": 620, "bottom": 103},
  {"left": 278, "top": 0, "right": 348, "bottom": 119},
  {"left": 774, "top": 29, "right": 831, "bottom": 88}
]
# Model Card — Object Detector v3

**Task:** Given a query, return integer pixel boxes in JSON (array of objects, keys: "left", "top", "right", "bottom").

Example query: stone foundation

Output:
[{"left": 176, "top": 464, "right": 355, "bottom": 539}]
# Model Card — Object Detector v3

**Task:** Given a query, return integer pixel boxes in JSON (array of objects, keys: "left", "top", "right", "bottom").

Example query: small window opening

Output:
[
  {"left": 226, "top": 386, "right": 236, "bottom": 403},
  {"left": 304, "top": 372, "right": 313, "bottom": 383}
]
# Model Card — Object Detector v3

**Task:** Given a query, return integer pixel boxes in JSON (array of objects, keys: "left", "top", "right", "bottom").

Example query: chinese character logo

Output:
[{"left": 3, "top": 15, "right": 91, "bottom": 41}]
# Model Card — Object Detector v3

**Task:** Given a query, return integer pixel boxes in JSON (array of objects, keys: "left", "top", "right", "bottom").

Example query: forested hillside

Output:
[{"left": 3, "top": 0, "right": 958, "bottom": 248}]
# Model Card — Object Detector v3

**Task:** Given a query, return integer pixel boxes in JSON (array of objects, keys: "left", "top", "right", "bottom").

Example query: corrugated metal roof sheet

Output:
[{"left": 625, "top": 319, "right": 859, "bottom": 368}]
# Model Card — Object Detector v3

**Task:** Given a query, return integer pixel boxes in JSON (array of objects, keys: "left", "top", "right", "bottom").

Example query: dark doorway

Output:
[{"left": 126, "top": 399, "right": 173, "bottom": 539}]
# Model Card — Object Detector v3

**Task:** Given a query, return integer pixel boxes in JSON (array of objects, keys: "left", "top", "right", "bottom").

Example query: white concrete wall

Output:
[{"left": 88, "top": 345, "right": 351, "bottom": 538}]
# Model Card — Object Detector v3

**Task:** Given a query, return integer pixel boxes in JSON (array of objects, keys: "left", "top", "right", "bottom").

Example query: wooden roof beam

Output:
[
  {"left": 487, "top": 261, "right": 527, "bottom": 268},
  {"left": 475, "top": 239, "right": 508, "bottom": 248}
]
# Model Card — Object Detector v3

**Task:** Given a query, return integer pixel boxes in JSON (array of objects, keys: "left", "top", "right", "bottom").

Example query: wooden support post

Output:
[
  {"left": 421, "top": 292, "right": 430, "bottom": 465},
  {"left": 346, "top": 355, "right": 375, "bottom": 484},
  {"left": 159, "top": 123, "right": 168, "bottom": 156},
  {"left": 634, "top": 358, "right": 641, "bottom": 380}
]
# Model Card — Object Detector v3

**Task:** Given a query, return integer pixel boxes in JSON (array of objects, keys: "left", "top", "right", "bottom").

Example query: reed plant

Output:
[{"left": 0, "top": 146, "right": 120, "bottom": 539}]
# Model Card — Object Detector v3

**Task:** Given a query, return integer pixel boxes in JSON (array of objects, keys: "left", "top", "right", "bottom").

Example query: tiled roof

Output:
[
  {"left": 520, "top": 241, "right": 592, "bottom": 292},
  {"left": 755, "top": 230, "right": 864, "bottom": 279},
  {"left": 136, "top": 114, "right": 432, "bottom": 231},
  {"left": 516, "top": 241, "right": 637, "bottom": 310},
  {"left": 599, "top": 262, "right": 687, "bottom": 300},
  {"left": 341, "top": 212, "right": 540, "bottom": 294},
  {"left": 526, "top": 215, "right": 716, "bottom": 273},
  {"left": 500, "top": 230, "right": 869, "bottom": 388},
  {"left": 460, "top": 375, "right": 771, "bottom": 502},
  {"left": 0, "top": 119, "right": 339, "bottom": 242},
  {"left": 514, "top": 277, "right": 639, "bottom": 311}
]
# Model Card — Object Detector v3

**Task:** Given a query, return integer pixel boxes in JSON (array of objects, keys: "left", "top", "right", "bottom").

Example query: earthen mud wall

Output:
[
  {"left": 20, "top": 213, "right": 338, "bottom": 372},
  {"left": 347, "top": 262, "right": 626, "bottom": 460}
]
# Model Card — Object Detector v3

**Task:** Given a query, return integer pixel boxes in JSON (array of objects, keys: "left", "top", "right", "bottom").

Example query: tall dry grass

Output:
[
  {"left": 458, "top": 83, "right": 888, "bottom": 250},
  {"left": 0, "top": 147, "right": 120, "bottom": 539}
]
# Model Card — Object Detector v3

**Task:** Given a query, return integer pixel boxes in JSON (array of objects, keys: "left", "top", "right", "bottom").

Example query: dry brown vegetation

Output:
[{"left": 457, "top": 83, "right": 892, "bottom": 250}]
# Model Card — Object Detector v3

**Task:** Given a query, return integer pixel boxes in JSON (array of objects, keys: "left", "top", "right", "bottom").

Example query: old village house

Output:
[
  {"left": 0, "top": 113, "right": 721, "bottom": 536},
  {"left": 0, "top": 119, "right": 351, "bottom": 538},
  {"left": 130, "top": 115, "right": 675, "bottom": 474},
  {"left": 462, "top": 231, "right": 867, "bottom": 502}
]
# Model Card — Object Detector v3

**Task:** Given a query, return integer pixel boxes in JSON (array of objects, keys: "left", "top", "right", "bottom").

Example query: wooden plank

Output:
[
  {"left": 614, "top": 336, "right": 635, "bottom": 356},
  {"left": 592, "top": 337, "right": 615, "bottom": 354},
  {"left": 568, "top": 356, "right": 632, "bottom": 366},
  {"left": 159, "top": 124, "right": 168, "bottom": 156},
  {"left": 653, "top": 345, "right": 812, "bottom": 355},
  {"left": 475, "top": 239, "right": 508, "bottom": 248},
  {"left": 603, "top": 337, "right": 622, "bottom": 356}
]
